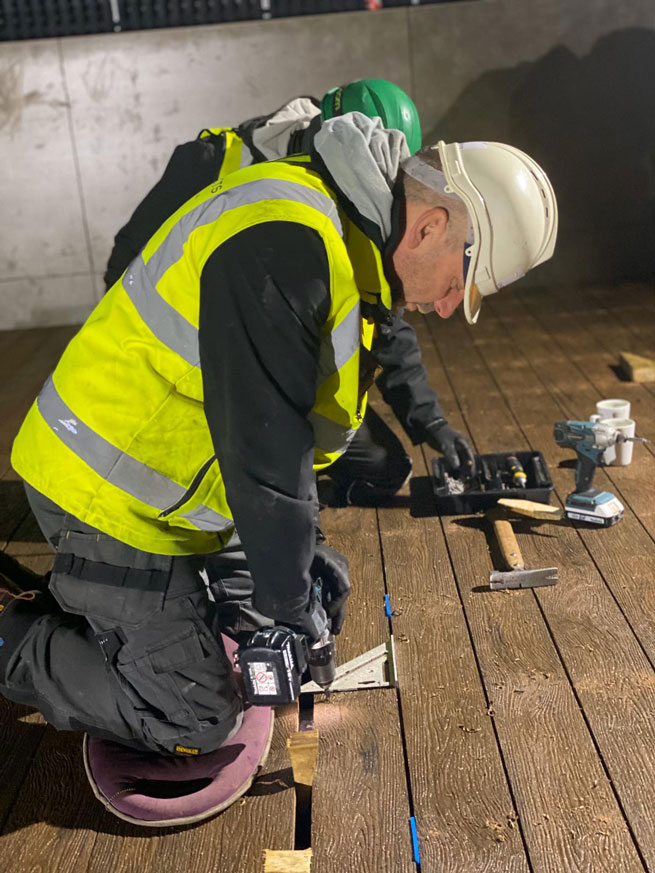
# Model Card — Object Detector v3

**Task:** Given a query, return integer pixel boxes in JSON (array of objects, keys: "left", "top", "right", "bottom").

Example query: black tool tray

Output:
[{"left": 431, "top": 450, "right": 554, "bottom": 515}]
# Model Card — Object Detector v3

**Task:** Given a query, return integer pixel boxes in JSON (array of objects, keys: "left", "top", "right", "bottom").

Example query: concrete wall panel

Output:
[
  {"left": 61, "top": 9, "right": 412, "bottom": 288},
  {"left": 2, "top": 1, "right": 655, "bottom": 327},
  {"left": 0, "top": 274, "right": 97, "bottom": 329},
  {"left": 411, "top": 0, "right": 655, "bottom": 287},
  {"left": 0, "top": 39, "right": 96, "bottom": 327}
]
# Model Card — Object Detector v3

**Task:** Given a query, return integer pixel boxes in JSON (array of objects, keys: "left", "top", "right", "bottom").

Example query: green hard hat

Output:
[{"left": 320, "top": 78, "right": 422, "bottom": 154}]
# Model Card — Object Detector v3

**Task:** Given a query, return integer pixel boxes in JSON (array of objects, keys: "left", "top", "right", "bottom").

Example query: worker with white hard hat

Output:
[
  {"left": 398, "top": 139, "right": 557, "bottom": 322},
  {"left": 2, "top": 112, "right": 556, "bottom": 825}
]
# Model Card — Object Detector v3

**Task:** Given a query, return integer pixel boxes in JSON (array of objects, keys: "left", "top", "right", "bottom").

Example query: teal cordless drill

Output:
[{"left": 554, "top": 420, "right": 647, "bottom": 526}]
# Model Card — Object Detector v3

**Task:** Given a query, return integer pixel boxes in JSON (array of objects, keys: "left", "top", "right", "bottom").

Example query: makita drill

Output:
[
  {"left": 553, "top": 419, "right": 647, "bottom": 526},
  {"left": 236, "top": 627, "right": 336, "bottom": 705}
]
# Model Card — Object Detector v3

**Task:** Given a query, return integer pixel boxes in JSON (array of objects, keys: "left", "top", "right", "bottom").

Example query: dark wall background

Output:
[
  {"left": 2, "top": 0, "right": 655, "bottom": 328},
  {"left": 429, "top": 28, "right": 655, "bottom": 287}
]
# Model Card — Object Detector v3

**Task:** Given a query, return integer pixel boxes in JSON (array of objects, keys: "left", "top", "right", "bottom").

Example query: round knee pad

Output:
[{"left": 82, "top": 635, "right": 274, "bottom": 827}]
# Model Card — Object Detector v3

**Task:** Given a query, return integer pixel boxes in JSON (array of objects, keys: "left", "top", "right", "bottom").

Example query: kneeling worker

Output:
[
  {"left": 105, "top": 79, "right": 475, "bottom": 505},
  {"left": 2, "top": 115, "right": 556, "bottom": 800}
]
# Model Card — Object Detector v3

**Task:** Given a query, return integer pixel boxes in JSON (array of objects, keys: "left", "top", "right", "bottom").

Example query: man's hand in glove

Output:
[
  {"left": 425, "top": 418, "right": 476, "bottom": 476},
  {"left": 310, "top": 543, "right": 351, "bottom": 635}
]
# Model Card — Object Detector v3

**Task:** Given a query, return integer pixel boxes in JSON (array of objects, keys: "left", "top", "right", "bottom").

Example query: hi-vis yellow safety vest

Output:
[
  {"left": 199, "top": 127, "right": 256, "bottom": 180},
  {"left": 12, "top": 157, "right": 392, "bottom": 556}
]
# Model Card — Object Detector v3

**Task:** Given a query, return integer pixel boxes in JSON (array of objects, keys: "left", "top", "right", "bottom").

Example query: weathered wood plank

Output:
[
  {"left": 512, "top": 291, "right": 655, "bottom": 530},
  {"left": 0, "top": 702, "right": 45, "bottom": 831},
  {"left": 375, "top": 399, "right": 531, "bottom": 872},
  {"left": 417, "top": 311, "right": 647, "bottom": 872},
  {"left": 312, "top": 505, "right": 414, "bottom": 873},
  {"left": 534, "top": 283, "right": 655, "bottom": 403},
  {"left": 477, "top": 294, "right": 655, "bottom": 665},
  {"left": 1, "top": 726, "right": 101, "bottom": 871},
  {"left": 523, "top": 284, "right": 655, "bottom": 458}
]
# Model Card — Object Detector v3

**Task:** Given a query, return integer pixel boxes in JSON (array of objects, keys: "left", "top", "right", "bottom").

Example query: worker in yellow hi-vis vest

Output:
[
  {"left": 103, "top": 80, "right": 476, "bottom": 510},
  {"left": 1, "top": 103, "right": 556, "bottom": 824}
]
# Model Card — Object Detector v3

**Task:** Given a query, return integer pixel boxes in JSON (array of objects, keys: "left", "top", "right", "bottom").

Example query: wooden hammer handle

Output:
[{"left": 492, "top": 517, "right": 524, "bottom": 571}]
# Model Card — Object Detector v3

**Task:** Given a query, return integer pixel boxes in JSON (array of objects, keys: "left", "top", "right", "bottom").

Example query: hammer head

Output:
[{"left": 489, "top": 567, "right": 558, "bottom": 590}]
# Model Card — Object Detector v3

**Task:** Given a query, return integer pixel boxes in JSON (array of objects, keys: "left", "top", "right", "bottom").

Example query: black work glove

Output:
[
  {"left": 425, "top": 419, "right": 476, "bottom": 477},
  {"left": 310, "top": 543, "right": 351, "bottom": 635},
  {"left": 293, "top": 591, "right": 330, "bottom": 643}
]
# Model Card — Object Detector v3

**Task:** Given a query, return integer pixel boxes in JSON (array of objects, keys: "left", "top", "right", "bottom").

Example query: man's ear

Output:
[
  {"left": 419, "top": 206, "right": 449, "bottom": 243},
  {"left": 404, "top": 204, "right": 448, "bottom": 251}
]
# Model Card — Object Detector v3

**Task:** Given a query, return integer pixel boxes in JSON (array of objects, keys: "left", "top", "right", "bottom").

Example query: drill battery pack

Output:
[
  {"left": 236, "top": 627, "right": 309, "bottom": 706},
  {"left": 431, "top": 450, "right": 553, "bottom": 515}
]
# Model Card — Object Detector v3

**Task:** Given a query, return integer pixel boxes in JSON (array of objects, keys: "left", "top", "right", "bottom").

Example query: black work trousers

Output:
[
  {"left": 323, "top": 406, "right": 412, "bottom": 505},
  {"left": 0, "top": 486, "right": 254, "bottom": 756},
  {"left": 0, "top": 407, "right": 408, "bottom": 752}
]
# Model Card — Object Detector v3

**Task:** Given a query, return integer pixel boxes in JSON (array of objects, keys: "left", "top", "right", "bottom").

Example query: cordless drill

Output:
[
  {"left": 553, "top": 420, "right": 648, "bottom": 526},
  {"left": 236, "top": 627, "right": 336, "bottom": 705}
]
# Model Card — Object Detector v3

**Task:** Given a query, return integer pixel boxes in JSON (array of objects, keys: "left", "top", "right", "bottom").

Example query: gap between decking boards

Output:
[{"left": 263, "top": 592, "right": 418, "bottom": 872}]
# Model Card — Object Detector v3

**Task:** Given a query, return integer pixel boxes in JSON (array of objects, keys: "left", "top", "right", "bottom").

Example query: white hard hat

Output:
[{"left": 403, "top": 141, "right": 558, "bottom": 324}]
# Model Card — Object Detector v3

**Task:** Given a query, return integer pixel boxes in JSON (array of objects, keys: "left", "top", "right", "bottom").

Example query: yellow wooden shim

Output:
[
  {"left": 286, "top": 730, "right": 319, "bottom": 789},
  {"left": 497, "top": 498, "right": 564, "bottom": 521},
  {"left": 263, "top": 849, "right": 312, "bottom": 872},
  {"left": 619, "top": 351, "right": 655, "bottom": 382}
]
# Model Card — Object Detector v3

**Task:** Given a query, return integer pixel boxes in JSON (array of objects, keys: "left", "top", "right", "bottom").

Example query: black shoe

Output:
[{"left": 0, "top": 552, "right": 50, "bottom": 595}]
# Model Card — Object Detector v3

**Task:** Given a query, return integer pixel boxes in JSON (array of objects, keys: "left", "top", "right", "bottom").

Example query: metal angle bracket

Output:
[{"left": 301, "top": 637, "right": 397, "bottom": 695}]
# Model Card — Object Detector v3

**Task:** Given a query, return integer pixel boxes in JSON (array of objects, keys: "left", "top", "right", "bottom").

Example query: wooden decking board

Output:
[
  {"left": 492, "top": 291, "right": 655, "bottom": 524},
  {"left": 375, "top": 412, "right": 531, "bottom": 872},
  {"left": 312, "top": 505, "right": 414, "bottom": 873},
  {"left": 536, "top": 283, "right": 655, "bottom": 403},
  {"left": 477, "top": 296, "right": 655, "bottom": 669},
  {"left": 417, "top": 312, "right": 649, "bottom": 871},
  {"left": 523, "top": 292, "right": 655, "bottom": 437},
  {"left": 317, "top": 505, "right": 390, "bottom": 664},
  {"left": 0, "top": 700, "right": 47, "bottom": 831},
  {"left": 311, "top": 689, "right": 414, "bottom": 873},
  {"left": 2, "top": 292, "right": 655, "bottom": 872},
  {"left": 422, "top": 305, "right": 655, "bottom": 869},
  {"left": 525, "top": 286, "right": 655, "bottom": 462},
  {"left": 0, "top": 726, "right": 101, "bottom": 872}
]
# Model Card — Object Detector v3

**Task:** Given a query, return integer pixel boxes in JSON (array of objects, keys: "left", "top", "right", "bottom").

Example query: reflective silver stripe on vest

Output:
[
  {"left": 123, "top": 178, "right": 343, "bottom": 367},
  {"left": 124, "top": 258, "right": 200, "bottom": 367},
  {"left": 317, "top": 303, "right": 360, "bottom": 384},
  {"left": 309, "top": 410, "right": 356, "bottom": 456},
  {"left": 37, "top": 376, "right": 233, "bottom": 531},
  {"left": 181, "top": 504, "right": 233, "bottom": 532},
  {"left": 146, "top": 178, "right": 342, "bottom": 286}
]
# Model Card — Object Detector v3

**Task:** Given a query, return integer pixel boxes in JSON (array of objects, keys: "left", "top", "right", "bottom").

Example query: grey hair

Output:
[{"left": 400, "top": 146, "right": 470, "bottom": 246}]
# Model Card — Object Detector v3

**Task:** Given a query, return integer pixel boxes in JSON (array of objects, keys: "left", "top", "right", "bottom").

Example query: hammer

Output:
[{"left": 487, "top": 509, "right": 558, "bottom": 590}]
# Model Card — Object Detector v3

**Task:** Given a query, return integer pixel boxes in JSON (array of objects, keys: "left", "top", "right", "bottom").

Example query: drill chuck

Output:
[{"left": 308, "top": 632, "right": 336, "bottom": 691}]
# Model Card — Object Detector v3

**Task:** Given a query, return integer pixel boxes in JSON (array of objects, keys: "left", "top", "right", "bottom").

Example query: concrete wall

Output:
[{"left": 1, "top": 0, "right": 654, "bottom": 329}]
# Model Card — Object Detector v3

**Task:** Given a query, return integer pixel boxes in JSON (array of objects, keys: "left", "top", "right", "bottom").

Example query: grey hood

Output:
[
  {"left": 313, "top": 112, "right": 410, "bottom": 243},
  {"left": 250, "top": 96, "right": 321, "bottom": 161}
]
